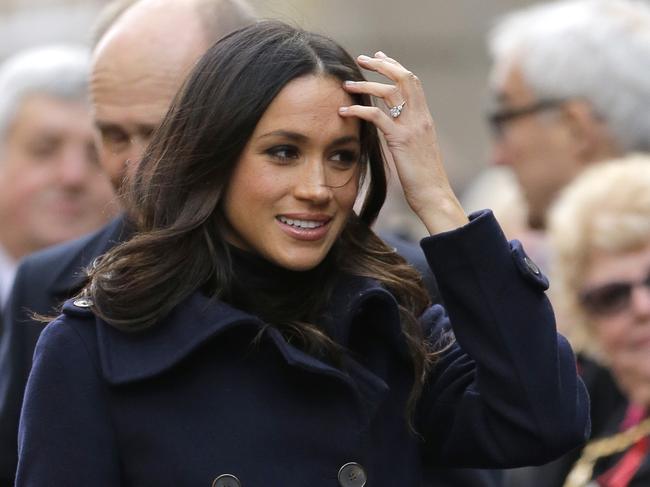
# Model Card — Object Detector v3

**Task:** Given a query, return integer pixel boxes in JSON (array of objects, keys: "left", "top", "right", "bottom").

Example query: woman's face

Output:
[
  {"left": 222, "top": 74, "right": 361, "bottom": 271},
  {"left": 581, "top": 242, "right": 650, "bottom": 404}
]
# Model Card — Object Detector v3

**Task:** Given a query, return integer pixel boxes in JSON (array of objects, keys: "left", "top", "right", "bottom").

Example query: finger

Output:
[
  {"left": 339, "top": 104, "right": 395, "bottom": 133},
  {"left": 357, "top": 54, "right": 409, "bottom": 83},
  {"left": 343, "top": 80, "right": 404, "bottom": 106},
  {"left": 374, "top": 51, "right": 403, "bottom": 68},
  {"left": 357, "top": 54, "right": 424, "bottom": 103}
]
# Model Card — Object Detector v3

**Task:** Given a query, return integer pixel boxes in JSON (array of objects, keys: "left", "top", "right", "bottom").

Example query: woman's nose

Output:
[
  {"left": 292, "top": 160, "right": 332, "bottom": 204},
  {"left": 58, "top": 149, "right": 90, "bottom": 189}
]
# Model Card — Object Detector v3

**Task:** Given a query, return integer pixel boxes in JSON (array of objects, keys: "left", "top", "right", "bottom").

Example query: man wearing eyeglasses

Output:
[{"left": 487, "top": 0, "right": 650, "bottom": 231}]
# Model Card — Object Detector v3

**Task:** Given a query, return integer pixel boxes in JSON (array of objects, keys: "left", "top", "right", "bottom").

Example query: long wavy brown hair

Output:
[{"left": 85, "top": 20, "right": 444, "bottom": 426}]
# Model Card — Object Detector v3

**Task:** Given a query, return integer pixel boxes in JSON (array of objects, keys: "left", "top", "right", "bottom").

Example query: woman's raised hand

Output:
[{"left": 340, "top": 51, "right": 468, "bottom": 235}]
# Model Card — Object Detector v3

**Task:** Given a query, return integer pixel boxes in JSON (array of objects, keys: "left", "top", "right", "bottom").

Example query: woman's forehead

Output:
[
  {"left": 252, "top": 75, "right": 358, "bottom": 141},
  {"left": 584, "top": 242, "right": 650, "bottom": 285}
]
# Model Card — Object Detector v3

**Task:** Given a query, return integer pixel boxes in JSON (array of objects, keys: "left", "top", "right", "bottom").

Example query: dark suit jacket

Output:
[{"left": 0, "top": 216, "right": 129, "bottom": 485}]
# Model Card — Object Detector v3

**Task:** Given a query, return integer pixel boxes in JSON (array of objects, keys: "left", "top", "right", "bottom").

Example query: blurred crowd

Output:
[{"left": 0, "top": 0, "right": 649, "bottom": 486}]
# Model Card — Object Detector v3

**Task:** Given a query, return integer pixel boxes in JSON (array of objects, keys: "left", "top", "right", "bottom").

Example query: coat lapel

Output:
[
  {"left": 95, "top": 293, "right": 264, "bottom": 385},
  {"left": 93, "top": 274, "right": 411, "bottom": 419}
]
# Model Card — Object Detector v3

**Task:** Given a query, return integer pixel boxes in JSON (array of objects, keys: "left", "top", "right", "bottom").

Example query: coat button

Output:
[
  {"left": 212, "top": 474, "right": 241, "bottom": 487},
  {"left": 523, "top": 256, "right": 541, "bottom": 275},
  {"left": 338, "top": 462, "right": 367, "bottom": 487},
  {"left": 73, "top": 298, "right": 93, "bottom": 308}
]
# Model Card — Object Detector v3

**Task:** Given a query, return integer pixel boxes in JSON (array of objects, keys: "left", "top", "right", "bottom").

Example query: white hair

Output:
[
  {"left": 0, "top": 45, "right": 90, "bottom": 144},
  {"left": 489, "top": 0, "right": 650, "bottom": 152}
]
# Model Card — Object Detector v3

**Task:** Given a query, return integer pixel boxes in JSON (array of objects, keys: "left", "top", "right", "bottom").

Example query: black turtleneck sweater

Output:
[{"left": 222, "top": 244, "right": 344, "bottom": 344}]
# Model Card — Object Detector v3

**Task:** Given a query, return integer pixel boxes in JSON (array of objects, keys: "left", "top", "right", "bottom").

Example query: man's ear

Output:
[{"left": 561, "top": 100, "right": 619, "bottom": 164}]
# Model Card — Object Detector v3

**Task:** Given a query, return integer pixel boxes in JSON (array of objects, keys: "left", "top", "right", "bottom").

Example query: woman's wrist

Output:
[{"left": 410, "top": 191, "right": 469, "bottom": 235}]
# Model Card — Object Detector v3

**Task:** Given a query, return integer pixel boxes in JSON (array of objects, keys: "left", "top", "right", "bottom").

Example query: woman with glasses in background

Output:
[{"left": 546, "top": 155, "right": 650, "bottom": 487}]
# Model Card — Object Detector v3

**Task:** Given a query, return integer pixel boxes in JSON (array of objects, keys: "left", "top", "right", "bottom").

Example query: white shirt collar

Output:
[{"left": 0, "top": 244, "right": 17, "bottom": 309}]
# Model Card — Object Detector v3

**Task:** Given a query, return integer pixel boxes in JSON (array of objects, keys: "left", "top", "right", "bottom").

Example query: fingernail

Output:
[
  {"left": 375, "top": 51, "right": 387, "bottom": 58},
  {"left": 344, "top": 80, "right": 359, "bottom": 86},
  {"left": 358, "top": 55, "right": 371, "bottom": 62},
  {"left": 339, "top": 107, "right": 349, "bottom": 113}
]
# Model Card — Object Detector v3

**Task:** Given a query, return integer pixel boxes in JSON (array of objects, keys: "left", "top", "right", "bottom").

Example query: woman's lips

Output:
[{"left": 276, "top": 215, "right": 332, "bottom": 241}]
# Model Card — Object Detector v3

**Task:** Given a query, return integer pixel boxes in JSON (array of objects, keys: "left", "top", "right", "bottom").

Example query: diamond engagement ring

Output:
[{"left": 389, "top": 101, "right": 406, "bottom": 118}]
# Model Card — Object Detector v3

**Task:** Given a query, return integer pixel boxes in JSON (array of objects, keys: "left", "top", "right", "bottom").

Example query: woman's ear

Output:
[
  {"left": 352, "top": 171, "right": 367, "bottom": 214},
  {"left": 561, "top": 100, "right": 619, "bottom": 165}
]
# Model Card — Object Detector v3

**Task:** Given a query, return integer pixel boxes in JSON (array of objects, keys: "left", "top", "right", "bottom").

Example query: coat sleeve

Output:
[
  {"left": 417, "top": 210, "right": 590, "bottom": 468},
  {"left": 15, "top": 318, "right": 121, "bottom": 486}
]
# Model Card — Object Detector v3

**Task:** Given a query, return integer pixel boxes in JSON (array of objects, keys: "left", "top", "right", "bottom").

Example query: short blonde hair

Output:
[{"left": 548, "top": 154, "right": 650, "bottom": 357}]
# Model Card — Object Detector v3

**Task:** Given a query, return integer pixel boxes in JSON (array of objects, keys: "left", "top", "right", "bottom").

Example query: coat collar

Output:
[
  {"left": 94, "top": 293, "right": 265, "bottom": 385},
  {"left": 85, "top": 275, "right": 406, "bottom": 387},
  {"left": 50, "top": 214, "right": 132, "bottom": 297}
]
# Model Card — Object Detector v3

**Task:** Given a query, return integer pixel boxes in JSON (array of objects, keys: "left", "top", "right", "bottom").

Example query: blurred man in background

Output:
[
  {"left": 0, "top": 45, "right": 116, "bottom": 313},
  {"left": 487, "top": 0, "right": 650, "bottom": 231}
]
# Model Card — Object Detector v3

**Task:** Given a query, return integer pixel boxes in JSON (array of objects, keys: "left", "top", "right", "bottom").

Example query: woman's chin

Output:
[{"left": 268, "top": 249, "right": 328, "bottom": 272}]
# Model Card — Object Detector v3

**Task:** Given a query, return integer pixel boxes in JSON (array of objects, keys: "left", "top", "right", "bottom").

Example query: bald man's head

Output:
[{"left": 91, "top": 0, "right": 255, "bottom": 189}]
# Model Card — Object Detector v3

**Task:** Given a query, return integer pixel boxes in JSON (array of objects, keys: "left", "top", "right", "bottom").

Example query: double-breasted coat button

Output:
[
  {"left": 212, "top": 473, "right": 241, "bottom": 487},
  {"left": 338, "top": 462, "right": 367, "bottom": 487},
  {"left": 72, "top": 298, "right": 93, "bottom": 308}
]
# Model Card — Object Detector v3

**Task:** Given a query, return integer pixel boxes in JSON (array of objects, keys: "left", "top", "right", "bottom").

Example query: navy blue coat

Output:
[
  {"left": 16, "top": 211, "right": 589, "bottom": 486},
  {"left": 0, "top": 217, "right": 501, "bottom": 487}
]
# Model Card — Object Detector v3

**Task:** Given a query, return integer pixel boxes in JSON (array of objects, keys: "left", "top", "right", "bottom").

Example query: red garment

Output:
[{"left": 597, "top": 405, "right": 649, "bottom": 487}]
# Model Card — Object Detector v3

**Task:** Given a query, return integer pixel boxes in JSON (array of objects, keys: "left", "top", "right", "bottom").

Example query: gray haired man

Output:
[
  {"left": 0, "top": 46, "right": 116, "bottom": 310},
  {"left": 488, "top": 0, "right": 650, "bottom": 230}
]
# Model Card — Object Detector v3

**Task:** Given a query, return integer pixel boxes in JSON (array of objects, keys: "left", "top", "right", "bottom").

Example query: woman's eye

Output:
[
  {"left": 330, "top": 150, "right": 359, "bottom": 169},
  {"left": 267, "top": 146, "right": 299, "bottom": 161}
]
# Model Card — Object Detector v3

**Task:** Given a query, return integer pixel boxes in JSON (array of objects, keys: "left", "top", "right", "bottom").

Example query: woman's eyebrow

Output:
[
  {"left": 258, "top": 130, "right": 308, "bottom": 142},
  {"left": 330, "top": 135, "right": 360, "bottom": 146},
  {"left": 258, "top": 130, "right": 360, "bottom": 146}
]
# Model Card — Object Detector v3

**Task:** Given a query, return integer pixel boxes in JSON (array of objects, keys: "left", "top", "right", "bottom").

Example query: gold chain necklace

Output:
[{"left": 563, "top": 417, "right": 650, "bottom": 487}]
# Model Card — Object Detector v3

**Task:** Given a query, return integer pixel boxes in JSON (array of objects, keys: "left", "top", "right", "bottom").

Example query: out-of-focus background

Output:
[{"left": 0, "top": 0, "right": 539, "bottom": 235}]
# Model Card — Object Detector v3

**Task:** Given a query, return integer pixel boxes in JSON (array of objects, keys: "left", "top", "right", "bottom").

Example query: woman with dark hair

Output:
[{"left": 16, "top": 21, "right": 588, "bottom": 487}]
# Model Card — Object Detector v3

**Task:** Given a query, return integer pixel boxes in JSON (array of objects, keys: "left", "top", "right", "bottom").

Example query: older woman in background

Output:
[{"left": 547, "top": 155, "right": 650, "bottom": 487}]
